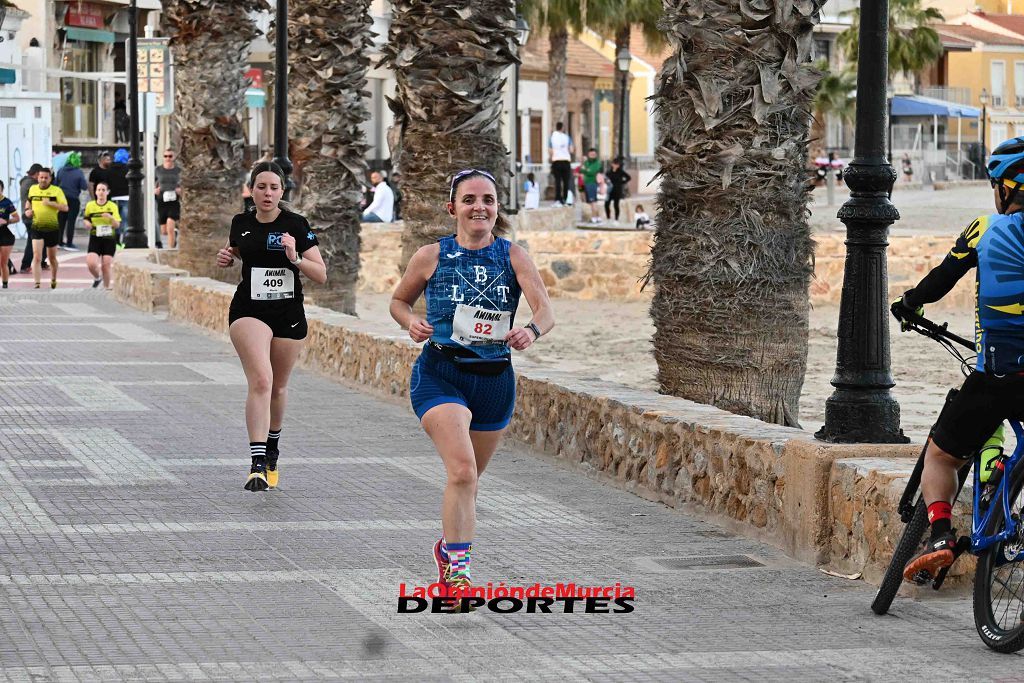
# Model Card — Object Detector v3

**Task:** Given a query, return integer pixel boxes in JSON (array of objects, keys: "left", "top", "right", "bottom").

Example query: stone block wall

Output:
[
  {"left": 116, "top": 256, "right": 942, "bottom": 580},
  {"left": 112, "top": 250, "right": 189, "bottom": 312},
  {"left": 514, "top": 230, "right": 652, "bottom": 300}
]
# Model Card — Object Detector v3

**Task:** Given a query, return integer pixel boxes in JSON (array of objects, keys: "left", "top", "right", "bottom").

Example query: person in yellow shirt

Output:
[
  {"left": 23, "top": 168, "right": 68, "bottom": 289},
  {"left": 83, "top": 182, "right": 122, "bottom": 289}
]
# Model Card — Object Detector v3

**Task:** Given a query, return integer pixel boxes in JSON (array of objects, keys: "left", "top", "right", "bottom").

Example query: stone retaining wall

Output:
[
  {"left": 116, "top": 257, "right": 936, "bottom": 583},
  {"left": 357, "top": 226, "right": 974, "bottom": 306}
]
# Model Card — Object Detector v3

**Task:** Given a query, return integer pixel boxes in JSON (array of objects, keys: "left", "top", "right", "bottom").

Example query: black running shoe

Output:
[
  {"left": 903, "top": 532, "right": 957, "bottom": 584},
  {"left": 244, "top": 457, "right": 269, "bottom": 491}
]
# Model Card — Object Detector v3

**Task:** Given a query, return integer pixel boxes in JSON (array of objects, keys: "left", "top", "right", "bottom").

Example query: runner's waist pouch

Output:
[{"left": 427, "top": 342, "right": 510, "bottom": 377}]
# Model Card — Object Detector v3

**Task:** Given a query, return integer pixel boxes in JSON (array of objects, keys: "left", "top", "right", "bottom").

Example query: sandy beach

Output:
[{"left": 356, "top": 291, "right": 972, "bottom": 444}]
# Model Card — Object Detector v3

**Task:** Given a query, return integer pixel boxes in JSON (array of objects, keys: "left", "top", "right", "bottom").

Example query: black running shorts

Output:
[
  {"left": 0, "top": 226, "right": 14, "bottom": 247},
  {"left": 157, "top": 200, "right": 180, "bottom": 224},
  {"left": 932, "top": 371, "right": 1024, "bottom": 459},
  {"left": 87, "top": 236, "right": 117, "bottom": 257},
  {"left": 30, "top": 229, "right": 60, "bottom": 248},
  {"left": 228, "top": 306, "right": 308, "bottom": 340}
]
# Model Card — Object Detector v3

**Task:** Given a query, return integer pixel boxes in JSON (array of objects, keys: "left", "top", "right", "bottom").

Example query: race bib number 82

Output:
[{"left": 451, "top": 304, "right": 511, "bottom": 345}]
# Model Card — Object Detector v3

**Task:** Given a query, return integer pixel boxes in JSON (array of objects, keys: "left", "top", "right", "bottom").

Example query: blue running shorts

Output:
[{"left": 410, "top": 345, "right": 516, "bottom": 431}]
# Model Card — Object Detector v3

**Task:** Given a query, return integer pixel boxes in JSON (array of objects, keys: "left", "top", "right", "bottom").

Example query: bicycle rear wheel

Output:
[
  {"left": 872, "top": 498, "right": 928, "bottom": 615},
  {"left": 973, "top": 464, "right": 1024, "bottom": 653}
]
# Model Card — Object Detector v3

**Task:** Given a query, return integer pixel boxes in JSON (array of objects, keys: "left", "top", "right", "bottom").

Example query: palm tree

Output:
[
  {"left": 813, "top": 61, "right": 856, "bottom": 145},
  {"left": 645, "top": 0, "right": 824, "bottom": 427},
  {"left": 589, "top": 0, "right": 664, "bottom": 158},
  {"left": 160, "top": 0, "right": 267, "bottom": 281},
  {"left": 284, "top": 1, "right": 373, "bottom": 315},
  {"left": 381, "top": 0, "right": 517, "bottom": 269},
  {"left": 837, "top": 0, "right": 943, "bottom": 88},
  {"left": 518, "top": 0, "right": 584, "bottom": 134}
]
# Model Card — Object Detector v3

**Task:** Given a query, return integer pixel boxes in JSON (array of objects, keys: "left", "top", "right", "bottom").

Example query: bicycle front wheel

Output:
[
  {"left": 872, "top": 497, "right": 928, "bottom": 615},
  {"left": 973, "top": 464, "right": 1024, "bottom": 653}
]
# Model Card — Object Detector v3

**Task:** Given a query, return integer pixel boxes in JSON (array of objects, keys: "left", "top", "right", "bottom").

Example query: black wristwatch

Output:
[{"left": 526, "top": 322, "right": 542, "bottom": 340}]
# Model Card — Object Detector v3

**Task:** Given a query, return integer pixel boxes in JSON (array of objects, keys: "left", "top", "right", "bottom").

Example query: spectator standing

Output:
[
  {"left": 362, "top": 171, "right": 395, "bottom": 223},
  {"left": 581, "top": 149, "right": 602, "bottom": 224},
  {"left": 108, "top": 149, "right": 131, "bottom": 241},
  {"left": 56, "top": 152, "right": 88, "bottom": 250},
  {"left": 18, "top": 164, "right": 43, "bottom": 273},
  {"left": 154, "top": 149, "right": 182, "bottom": 249},
  {"left": 549, "top": 122, "right": 574, "bottom": 206},
  {"left": 604, "top": 158, "right": 632, "bottom": 223}
]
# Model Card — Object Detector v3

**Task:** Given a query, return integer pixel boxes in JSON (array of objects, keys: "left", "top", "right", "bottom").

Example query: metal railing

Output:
[{"left": 917, "top": 86, "right": 972, "bottom": 105}]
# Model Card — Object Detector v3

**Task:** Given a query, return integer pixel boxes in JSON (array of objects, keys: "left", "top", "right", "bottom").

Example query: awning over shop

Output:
[
  {"left": 245, "top": 88, "right": 266, "bottom": 109},
  {"left": 0, "top": 68, "right": 15, "bottom": 85},
  {"left": 64, "top": 27, "right": 116, "bottom": 43},
  {"left": 891, "top": 95, "right": 981, "bottom": 118}
]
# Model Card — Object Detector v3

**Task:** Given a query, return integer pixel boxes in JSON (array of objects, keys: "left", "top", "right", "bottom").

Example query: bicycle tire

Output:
[
  {"left": 872, "top": 497, "right": 928, "bottom": 615},
  {"left": 973, "top": 463, "right": 1024, "bottom": 653}
]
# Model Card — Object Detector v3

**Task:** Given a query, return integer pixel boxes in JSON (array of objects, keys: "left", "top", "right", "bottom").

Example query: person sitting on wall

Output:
[{"left": 362, "top": 171, "right": 395, "bottom": 224}]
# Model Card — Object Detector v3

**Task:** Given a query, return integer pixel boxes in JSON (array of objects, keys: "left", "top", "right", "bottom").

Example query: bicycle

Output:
[{"left": 872, "top": 307, "right": 1024, "bottom": 653}]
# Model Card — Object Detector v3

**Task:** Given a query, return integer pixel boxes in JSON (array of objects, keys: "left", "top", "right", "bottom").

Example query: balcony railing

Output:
[{"left": 916, "top": 86, "right": 972, "bottom": 105}]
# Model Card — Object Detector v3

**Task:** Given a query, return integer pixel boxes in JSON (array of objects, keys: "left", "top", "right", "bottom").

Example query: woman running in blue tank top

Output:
[{"left": 390, "top": 169, "right": 555, "bottom": 607}]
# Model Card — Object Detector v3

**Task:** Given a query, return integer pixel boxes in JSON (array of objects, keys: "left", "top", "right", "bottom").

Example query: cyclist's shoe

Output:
[
  {"left": 244, "top": 458, "right": 269, "bottom": 491},
  {"left": 265, "top": 450, "right": 279, "bottom": 489},
  {"left": 446, "top": 575, "right": 475, "bottom": 612},
  {"left": 433, "top": 539, "right": 450, "bottom": 584},
  {"left": 903, "top": 533, "right": 957, "bottom": 584}
]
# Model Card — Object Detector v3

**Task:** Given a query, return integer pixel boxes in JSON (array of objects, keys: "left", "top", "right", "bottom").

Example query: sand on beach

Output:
[{"left": 356, "top": 292, "right": 972, "bottom": 444}]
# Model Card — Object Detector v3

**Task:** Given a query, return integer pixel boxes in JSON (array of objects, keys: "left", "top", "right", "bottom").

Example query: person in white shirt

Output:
[
  {"left": 362, "top": 171, "right": 395, "bottom": 223},
  {"left": 548, "top": 122, "right": 574, "bottom": 206},
  {"left": 523, "top": 172, "right": 540, "bottom": 210}
]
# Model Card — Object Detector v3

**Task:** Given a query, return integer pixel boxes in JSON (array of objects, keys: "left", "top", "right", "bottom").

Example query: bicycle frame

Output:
[{"left": 972, "top": 419, "right": 1024, "bottom": 557}]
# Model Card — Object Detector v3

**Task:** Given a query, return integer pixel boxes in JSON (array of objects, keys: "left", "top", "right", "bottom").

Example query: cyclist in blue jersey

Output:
[
  {"left": 390, "top": 169, "right": 555, "bottom": 603},
  {"left": 893, "top": 137, "right": 1024, "bottom": 582}
]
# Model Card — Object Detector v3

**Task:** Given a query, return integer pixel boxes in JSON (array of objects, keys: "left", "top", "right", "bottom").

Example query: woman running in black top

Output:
[{"left": 215, "top": 162, "right": 327, "bottom": 491}]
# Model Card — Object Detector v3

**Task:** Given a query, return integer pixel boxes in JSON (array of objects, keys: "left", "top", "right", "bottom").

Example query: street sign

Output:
[{"left": 136, "top": 37, "right": 173, "bottom": 116}]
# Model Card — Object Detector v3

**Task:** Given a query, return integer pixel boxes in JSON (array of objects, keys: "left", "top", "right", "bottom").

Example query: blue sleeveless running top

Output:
[{"left": 426, "top": 235, "right": 522, "bottom": 359}]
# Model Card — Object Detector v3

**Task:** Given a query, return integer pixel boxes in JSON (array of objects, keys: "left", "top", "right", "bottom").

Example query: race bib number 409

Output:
[
  {"left": 451, "top": 304, "right": 511, "bottom": 346},
  {"left": 250, "top": 267, "right": 295, "bottom": 301}
]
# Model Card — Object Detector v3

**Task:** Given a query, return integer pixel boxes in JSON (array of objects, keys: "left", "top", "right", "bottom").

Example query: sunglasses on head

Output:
[{"left": 449, "top": 169, "right": 496, "bottom": 201}]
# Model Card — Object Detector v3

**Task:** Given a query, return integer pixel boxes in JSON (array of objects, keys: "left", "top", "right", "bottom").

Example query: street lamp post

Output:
[
  {"left": 124, "top": 0, "right": 147, "bottom": 248},
  {"left": 273, "top": 0, "right": 294, "bottom": 199},
  {"left": 816, "top": 0, "right": 907, "bottom": 443},
  {"left": 980, "top": 87, "right": 989, "bottom": 163},
  {"left": 509, "top": 15, "right": 529, "bottom": 214},
  {"left": 616, "top": 47, "right": 631, "bottom": 163}
]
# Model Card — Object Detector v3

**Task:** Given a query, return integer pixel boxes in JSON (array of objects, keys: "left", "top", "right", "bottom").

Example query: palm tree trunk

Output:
[
  {"left": 383, "top": 0, "right": 517, "bottom": 270},
  {"left": 646, "top": 0, "right": 824, "bottom": 427},
  {"left": 612, "top": 24, "right": 630, "bottom": 159},
  {"left": 160, "top": 0, "right": 265, "bottom": 282},
  {"left": 548, "top": 27, "right": 569, "bottom": 132},
  {"left": 284, "top": 0, "right": 372, "bottom": 315}
]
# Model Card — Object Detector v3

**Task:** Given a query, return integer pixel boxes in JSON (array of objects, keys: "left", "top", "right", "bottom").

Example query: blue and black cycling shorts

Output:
[{"left": 409, "top": 344, "right": 515, "bottom": 431}]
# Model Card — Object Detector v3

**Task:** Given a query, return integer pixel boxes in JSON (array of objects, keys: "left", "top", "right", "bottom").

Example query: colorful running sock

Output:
[
  {"left": 927, "top": 501, "right": 953, "bottom": 538},
  {"left": 447, "top": 542, "right": 472, "bottom": 579},
  {"left": 267, "top": 428, "right": 281, "bottom": 453}
]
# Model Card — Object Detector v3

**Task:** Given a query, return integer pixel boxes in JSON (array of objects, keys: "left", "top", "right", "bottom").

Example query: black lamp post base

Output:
[{"left": 816, "top": 388, "right": 909, "bottom": 443}]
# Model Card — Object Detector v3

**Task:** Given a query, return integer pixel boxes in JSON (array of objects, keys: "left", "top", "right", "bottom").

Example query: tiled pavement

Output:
[{"left": 2, "top": 290, "right": 1024, "bottom": 682}]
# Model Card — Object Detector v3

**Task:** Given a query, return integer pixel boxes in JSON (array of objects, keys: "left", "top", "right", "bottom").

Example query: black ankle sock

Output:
[
  {"left": 267, "top": 429, "right": 281, "bottom": 453},
  {"left": 250, "top": 441, "right": 267, "bottom": 466}
]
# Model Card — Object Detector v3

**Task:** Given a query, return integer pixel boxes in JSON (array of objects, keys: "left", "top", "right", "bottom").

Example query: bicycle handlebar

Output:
[{"left": 891, "top": 307, "right": 974, "bottom": 351}]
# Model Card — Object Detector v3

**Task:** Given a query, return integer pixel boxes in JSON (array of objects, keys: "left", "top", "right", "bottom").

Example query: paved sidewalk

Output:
[{"left": 1, "top": 290, "right": 1023, "bottom": 682}]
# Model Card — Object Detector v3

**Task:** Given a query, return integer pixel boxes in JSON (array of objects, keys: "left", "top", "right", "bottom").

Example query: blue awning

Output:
[
  {"left": 0, "top": 68, "right": 15, "bottom": 85},
  {"left": 891, "top": 95, "right": 981, "bottom": 118},
  {"left": 64, "top": 27, "right": 116, "bottom": 44}
]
